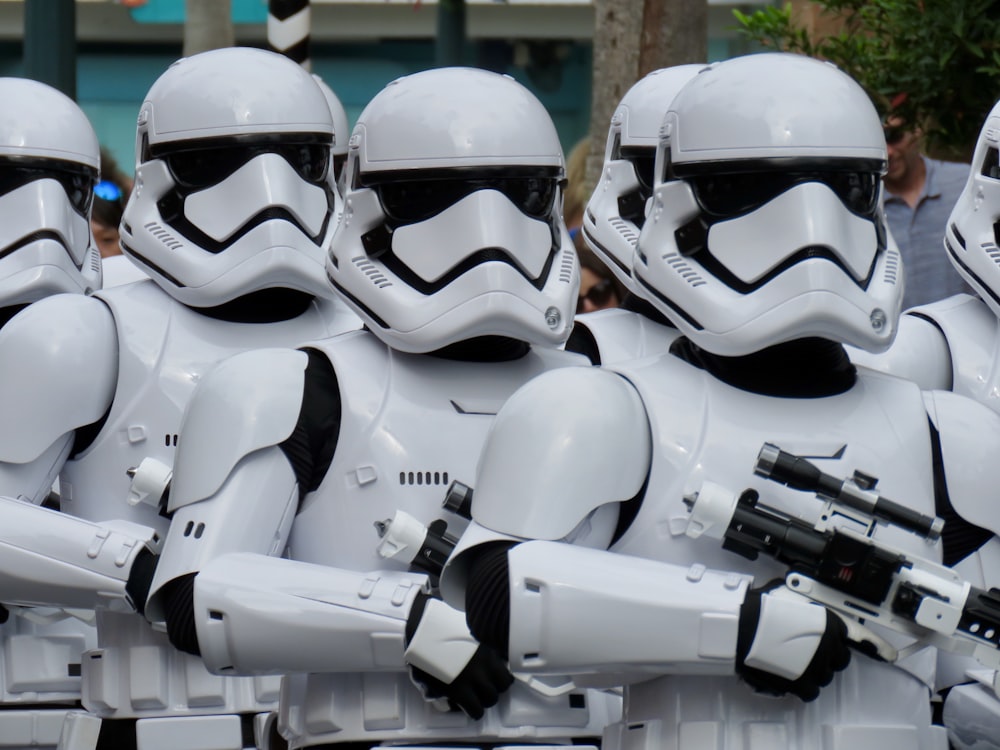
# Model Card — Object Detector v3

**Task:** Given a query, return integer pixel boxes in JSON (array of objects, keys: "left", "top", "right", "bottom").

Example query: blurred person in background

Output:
[
  {"left": 882, "top": 96, "right": 972, "bottom": 308},
  {"left": 577, "top": 244, "right": 624, "bottom": 313},
  {"left": 563, "top": 136, "right": 590, "bottom": 251}
]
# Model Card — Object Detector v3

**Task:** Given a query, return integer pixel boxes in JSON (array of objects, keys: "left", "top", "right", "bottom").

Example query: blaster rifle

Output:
[{"left": 684, "top": 442, "right": 1000, "bottom": 683}]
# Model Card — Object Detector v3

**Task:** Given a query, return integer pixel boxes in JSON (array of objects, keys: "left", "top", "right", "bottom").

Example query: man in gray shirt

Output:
[{"left": 882, "top": 117, "right": 973, "bottom": 309}]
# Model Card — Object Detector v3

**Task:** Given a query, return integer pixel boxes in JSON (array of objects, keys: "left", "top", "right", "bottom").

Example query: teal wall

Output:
[
  {"left": 0, "top": 39, "right": 593, "bottom": 178},
  {"left": 0, "top": 33, "right": 750, "bottom": 179}
]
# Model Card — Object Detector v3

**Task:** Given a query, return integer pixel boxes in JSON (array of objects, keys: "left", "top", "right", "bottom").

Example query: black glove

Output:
[
  {"left": 736, "top": 580, "right": 852, "bottom": 702},
  {"left": 404, "top": 591, "right": 514, "bottom": 719}
]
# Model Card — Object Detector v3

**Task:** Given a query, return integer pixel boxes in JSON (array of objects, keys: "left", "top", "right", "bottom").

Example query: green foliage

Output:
[{"left": 733, "top": 1, "right": 1000, "bottom": 158}]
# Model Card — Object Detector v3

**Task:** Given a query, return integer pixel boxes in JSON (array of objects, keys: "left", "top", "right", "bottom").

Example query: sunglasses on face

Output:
[
  {"left": 94, "top": 179, "right": 123, "bottom": 203},
  {"left": 883, "top": 127, "right": 906, "bottom": 146},
  {"left": 577, "top": 277, "right": 616, "bottom": 313}
]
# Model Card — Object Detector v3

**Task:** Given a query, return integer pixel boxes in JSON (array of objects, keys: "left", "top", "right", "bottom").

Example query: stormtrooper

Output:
[
  {"left": 132, "top": 67, "right": 621, "bottom": 749},
  {"left": 567, "top": 64, "right": 703, "bottom": 365},
  {"left": 0, "top": 77, "right": 103, "bottom": 750},
  {"left": 847, "top": 100, "right": 1000, "bottom": 749},
  {"left": 0, "top": 47, "right": 359, "bottom": 749},
  {"left": 438, "top": 52, "right": 1000, "bottom": 750}
]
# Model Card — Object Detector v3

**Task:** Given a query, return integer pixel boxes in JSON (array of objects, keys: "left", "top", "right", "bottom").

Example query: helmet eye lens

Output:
[
  {"left": 621, "top": 147, "right": 656, "bottom": 194},
  {"left": 0, "top": 159, "right": 96, "bottom": 216},
  {"left": 690, "top": 170, "right": 880, "bottom": 219},
  {"left": 981, "top": 147, "right": 1000, "bottom": 179},
  {"left": 376, "top": 176, "right": 558, "bottom": 225},
  {"left": 163, "top": 141, "right": 331, "bottom": 189},
  {"left": 632, "top": 156, "right": 656, "bottom": 192}
]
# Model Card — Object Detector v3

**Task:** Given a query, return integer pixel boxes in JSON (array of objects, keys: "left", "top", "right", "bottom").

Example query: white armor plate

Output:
[{"left": 573, "top": 307, "right": 680, "bottom": 366}]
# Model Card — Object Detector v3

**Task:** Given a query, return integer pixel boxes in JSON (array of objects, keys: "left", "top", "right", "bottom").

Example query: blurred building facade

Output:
[{"left": 0, "top": 0, "right": 766, "bottom": 173}]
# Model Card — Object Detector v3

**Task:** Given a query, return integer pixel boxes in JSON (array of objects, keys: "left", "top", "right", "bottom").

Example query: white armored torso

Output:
[
  {"left": 279, "top": 332, "right": 617, "bottom": 748},
  {"left": 603, "top": 353, "right": 947, "bottom": 750},
  {"left": 289, "top": 332, "right": 584, "bottom": 569}
]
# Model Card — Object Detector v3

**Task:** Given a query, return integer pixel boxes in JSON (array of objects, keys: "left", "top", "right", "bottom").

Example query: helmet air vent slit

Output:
[
  {"left": 144, "top": 222, "right": 184, "bottom": 251},
  {"left": 882, "top": 250, "right": 900, "bottom": 285},
  {"left": 985, "top": 243, "right": 1000, "bottom": 269},
  {"left": 664, "top": 252, "right": 706, "bottom": 287},
  {"left": 559, "top": 251, "right": 575, "bottom": 283},
  {"left": 609, "top": 218, "right": 638, "bottom": 247},
  {"left": 352, "top": 255, "right": 392, "bottom": 288}
]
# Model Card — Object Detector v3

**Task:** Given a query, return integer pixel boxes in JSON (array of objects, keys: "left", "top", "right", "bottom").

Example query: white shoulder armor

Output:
[
  {"left": 847, "top": 311, "right": 952, "bottom": 391},
  {"left": 925, "top": 389, "right": 1000, "bottom": 535},
  {"left": 168, "top": 347, "right": 309, "bottom": 510},
  {"left": 472, "top": 366, "right": 651, "bottom": 540},
  {"left": 573, "top": 308, "right": 680, "bottom": 366},
  {"left": 0, "top": 294, "right": 116, "bottom": 462}
]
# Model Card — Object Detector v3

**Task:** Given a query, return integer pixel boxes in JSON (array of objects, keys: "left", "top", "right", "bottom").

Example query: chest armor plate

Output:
[
  {"left": 610, "top": 355, "right": 940, "bottom": 573},
  {"left": 287, "top": 334, "right": 586, "bottom": 571}
]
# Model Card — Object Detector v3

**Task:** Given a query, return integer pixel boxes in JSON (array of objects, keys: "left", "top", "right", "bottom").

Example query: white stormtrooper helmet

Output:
[
  {"left": 634, "top": 52, "right": 901, "bottom": 356},
  {"left": 582, "top": 64, "right": 705, "bottom": 294},
  {"left": 944, "top": 99, "right": 1000, "bottom": 318},
  {"left": 0, "top": 77, "right": 101, "bottom": 309},
  {"left": 327, "top": 67, "right": 578, "bottom": 354},
  {"left": 120, "top": 47, "right": 337, "bottom": 307}
]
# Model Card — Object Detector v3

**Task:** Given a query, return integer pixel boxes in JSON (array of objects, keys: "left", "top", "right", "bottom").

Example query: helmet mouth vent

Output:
[
  {"left": 376, "top": 244, "right": 560, "bottom": 294},
  {"left": 155, "top": 192, "right": 334, "bottom": 253},
  {"left": 690, "top": 242, "right": 879, "bottom": 294},
  {"left": 0, "top": 230, "right": 84, "bottom": 270}
]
